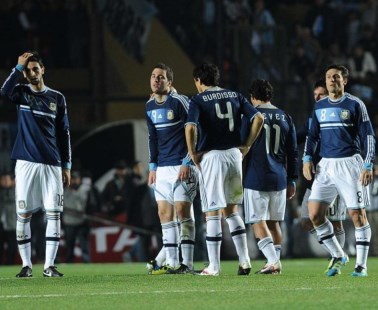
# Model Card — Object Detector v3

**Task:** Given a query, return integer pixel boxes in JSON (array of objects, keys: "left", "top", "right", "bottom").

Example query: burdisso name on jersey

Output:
[{"left": 202, "top": 91, "right": 237, "bottom": 101}]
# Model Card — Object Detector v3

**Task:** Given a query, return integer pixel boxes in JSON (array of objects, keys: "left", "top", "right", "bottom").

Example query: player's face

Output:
[
  {"left": 325, "top": 68, "right": 346, "bottom": 96},
  {"left": 23, "top": 61, "right": 44, "bottom": 86},
  {"left": 150, "top": 68, "right": 171, "bottom": 94},
  {"left": 313, "top": 86, "right": 327, "bottom": 102}
]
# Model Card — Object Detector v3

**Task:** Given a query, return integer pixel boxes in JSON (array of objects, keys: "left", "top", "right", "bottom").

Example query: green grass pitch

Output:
[{"left": 1, "top": 258, "right": 378, "bottom": 310}]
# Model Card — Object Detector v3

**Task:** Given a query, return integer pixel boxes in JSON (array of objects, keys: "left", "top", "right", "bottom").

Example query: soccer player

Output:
[
  {"left": 0, "top": 52, "right": 71, "bottom": 277},
  {"left": 146, "top": 63, "right": 197, "bottom": 274},
  {"left": 185, "top": 63, "right": 264, "bottom": 276},
  {"left": 297, "top": 79, "right": 346, "bottom": 263},
  {"left": 242, "top": 79, "right": 298, "bottom": 274},
  {"left": 303, "top": 64, "right": 375, "bottom": 277}
]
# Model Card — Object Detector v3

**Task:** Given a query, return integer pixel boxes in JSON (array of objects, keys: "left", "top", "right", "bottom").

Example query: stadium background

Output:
[{"left": 1, "top": 0, "right": 378, "bottom": 263}]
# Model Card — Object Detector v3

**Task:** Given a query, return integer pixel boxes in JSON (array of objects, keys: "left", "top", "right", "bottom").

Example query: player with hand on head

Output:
[
  {"left": 0, "top": 52, "right": 71, "bottom": 277},
  {"left": 185, "top": 63, "right": 264, "bottom": 276},
  {"left": 303, "top": 64, "right": 375, "bottom": 277},
  {"left": 146, "top": 63, "right": 197, "bottom": 274},
  {"left": 242, "top": 79, "right": 298, "bottom": 274}
]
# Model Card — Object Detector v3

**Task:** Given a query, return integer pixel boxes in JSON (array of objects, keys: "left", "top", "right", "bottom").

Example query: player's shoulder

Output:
[
  {"left": 45, "top": 86, "right": 65, "bottom": 99},
  {"left": 170, "top": 92, "right": 189, "bottom": 104}
]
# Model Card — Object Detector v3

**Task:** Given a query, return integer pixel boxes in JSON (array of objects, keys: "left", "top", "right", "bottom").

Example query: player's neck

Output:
[
  {"left": 329, "top": 91, "right": 344, "bottom": 100},
  {"left": 30, "top": 81, "right": 45, "bottom": 92},
  {"left": 154, "top": 93, "right": 168, "bottom": 104}
]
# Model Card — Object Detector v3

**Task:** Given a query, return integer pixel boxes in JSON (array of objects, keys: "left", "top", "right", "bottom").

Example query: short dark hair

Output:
[
  {"left": 314, "top": 78, "right": 326, "bottom": 90},
  {"left": 325, "top": 64, "right": 349, "bottom": 79},
  {"left": 25, "top": 51, "right": 44, "bottom": 67},
  {"left": 154, "top": 63, "right": 173, "bottom": 82},
  {"left": 248, "top": 79, "right": 273, "bottom": 102},
  {"left": 193, "top": 63, "right": 220, "bottom": 86}
]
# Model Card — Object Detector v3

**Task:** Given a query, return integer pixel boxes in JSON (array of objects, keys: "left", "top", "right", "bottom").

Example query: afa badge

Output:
[
  {"left": 49, "top": 102, "right": 57, "bottom": 111},
  {"left": 167, "top": 110, "right": 174, "bottom": 120},
  {"left": 18, "top": 200, "right": 26, "bottom": 209},
  {"left": 340, "top": 110, "right": 350, "bottom": 120}
]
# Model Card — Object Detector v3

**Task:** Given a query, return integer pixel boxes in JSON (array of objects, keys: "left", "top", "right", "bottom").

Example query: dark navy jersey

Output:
[
  {"left": 304, "top": 93, "right": 375, "bottom": 164},
  {"left": 146, "top": 92, "right": 190, "bottom": 167},
  {"left": 0, "top": 68, "right": 71, "bottom": 168},
  {"left": 242, "top": 103, "right": 298, "bottom": 191},
  {"left": 186, "top": 87, "right": 260, "bottom": 152}
]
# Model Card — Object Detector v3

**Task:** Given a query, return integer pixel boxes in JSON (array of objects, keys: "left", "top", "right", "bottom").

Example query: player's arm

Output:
[
  {"left": 0, "top": 53, "right": 33, "bottom": 100},
  {"left": 185, "top": 123, "right": 202, "bottom": 167},
  {"left": 146, "top": 111, "right": 158, "bottom": 185},
  {"left": 303, "top": 110, "right": 319, "bottom": 181},
  {"left": 357, "top": 102, "right": 375, "bottom": 186},
  {"left": 286, "top": 117, "right": 299, "bottom": 200},
  {"left": 239, "top": 112, "right": 264, "bottom": 157}
]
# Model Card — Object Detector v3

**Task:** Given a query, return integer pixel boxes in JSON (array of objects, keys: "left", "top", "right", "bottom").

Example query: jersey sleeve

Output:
[
  {"left": 357, "top": 101, "right": 375, "bottom": 165},
  {"left": 240, "top": 94, "right": 260, "bottom": 121},
  {"left": 146, "top": 108, "right": 158, "bottom": 166},
  {"left": 56, "top": 94, "right": 72, "bottom": 169},
  {"left": 186, "top": 97, "right": 200, "bottom": 126},
  {"left": 286, "top": 115, "right": 299, "bottom": 181},
  {"left": 0, "top": 67, "right": 23, "bottom": 102},
  {"left": 304, "top": 109, "right": 320, "bottom": 159}
]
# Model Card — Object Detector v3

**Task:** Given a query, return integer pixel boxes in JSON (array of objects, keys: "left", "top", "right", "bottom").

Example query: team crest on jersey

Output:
[
  {"left": 49, "top": 102, "right": 57, "bottom": 111},
  {"left": 340, "top": 110, "right": 350, "bottom": 120},
  {"left": 167, "top": 110, "right": 174, "bottom": 120},
  {"left": 18, "top": 200, "right": 26, "bottom": 209}
]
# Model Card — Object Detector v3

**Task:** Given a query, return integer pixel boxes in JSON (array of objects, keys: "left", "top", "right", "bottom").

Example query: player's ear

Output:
[{"left": 343, "top": 77, "right": 348, "bottom": 85}]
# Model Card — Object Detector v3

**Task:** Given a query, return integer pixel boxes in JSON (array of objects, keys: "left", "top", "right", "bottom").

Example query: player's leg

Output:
[
  {"left": 42, "top": 164, "right": 64, "bottom": 277},
  {"left": 328, "top": 195, "right": 347, "bottom": 249},
  {"left": 222, "top": 148, "right": 250, "bottom": 275},
  {"left": 14, "top": 160, "right": 41, "bottom": 277}
]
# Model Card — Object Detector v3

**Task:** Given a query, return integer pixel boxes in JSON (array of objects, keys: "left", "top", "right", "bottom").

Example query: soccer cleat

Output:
[
  {"left": 146, "top": 259, "right": 160, "bottom": 274},
  {"left": 237, "top": 261, "right": 251, "bottom": 275},
  {"left": 43, "top": 266, "right": 64, "bottom": 277},
  {"left": 166, "top": 263, "right": 193, "bottom": 274},
  {"left": 326, "top": 256, "right": 348, "bottom": 277},
  {"left": 324, "top": 254, "right": 349, "bottom": 275},
  {"left": 255, "top": 260, "right": 282, "bottom": 275},
  {"left": 198, "top": 267, "right": 219, "bottom": 276},
  {"left": 150, "top": 265, "right": 175, "bottom": 275},
  {"left": 16, "top": 266, "right": 32, "bottom": 278},
  {"left": 351, "top": 265, "right": 368, "bottom": 277}
]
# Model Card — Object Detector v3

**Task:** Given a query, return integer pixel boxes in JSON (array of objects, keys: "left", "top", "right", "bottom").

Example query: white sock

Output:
[
  {"left": 45, "top": 212, "right": 61, "bottom": 269},
  {"left": 16, "top": 215, "right": 32, "bottom": 268},
  {"left": 335, "top": 229, "right": 346, "bottom": 249},
  {"left": 315, "top": 219, "right": 344, "bottom": 258},
  {"left": 180, "top": 218, "right": 195, "bottom": 269},
  {"left": 225, "top": 213, "right": 250, "bottom": 265},
  {"left": 205, "top": 215, "right": 222, "bottom": 272},
  {"left": 310, "top": 228, "right": 329, "bottom": 252},
  {"left": 355, "top": 224, "right": 371, "bottom": 269},
  {"left": 257, "top": 237, "right": 278, "bottom": 264},
  {"left": 161, "top": 221, "right": 179, "bottom": 267},
  {"left": 155, "top": 247, "right": 166, "bottom": 267},
  {"left": 274, "top": 244, "right": 281, "bottom": 260}
]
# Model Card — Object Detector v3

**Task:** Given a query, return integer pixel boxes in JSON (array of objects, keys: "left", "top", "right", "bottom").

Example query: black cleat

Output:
[
  {"left": 16, "top": 266, "right": 33, "bottom": 278},
  {"left": 237, "top": 262, "right": 251, "bottom": 275},
  {"left": 43, "top": 266, "right": 64, "bottom": 277},
  {"left": 166, "top": 263, "right": 193, "bottom": 274}
]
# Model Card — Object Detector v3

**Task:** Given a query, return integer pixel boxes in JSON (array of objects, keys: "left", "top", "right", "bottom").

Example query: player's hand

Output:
[
  {"left": 178, "top": 165, "right": 190, "bottom": 181},
  {"left": 303, "top": 162, "right": 314, "bottom": 181},
  {"left": 190, "top": 152, "right": 204, "bottom": 169},
  {"left": 18, "top": 52, "right": 33, "bottom": 67},
  {"left": 360, "top": 169, "right": 373, "bottom": 186},
  {"left": 287, "top": 183, "right": 296, "bottom": 200},
  {"left": 63, "top": 169, "right": 71, "bottom": 187},
  {"left": 239, "top": 145, "right": 251, "bottom": 158},
  {"left": 148, "top": 170, "right": 156, "bottom": 185}
]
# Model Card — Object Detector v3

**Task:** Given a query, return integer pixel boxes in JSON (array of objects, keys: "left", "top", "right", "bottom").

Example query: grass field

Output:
[{"left": 1, "top": 258, "right": 378, "bottom": 310}]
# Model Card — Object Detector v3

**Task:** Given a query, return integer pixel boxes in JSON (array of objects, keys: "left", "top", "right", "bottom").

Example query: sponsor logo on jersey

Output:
[
  {"left": 210, "top": 201, "right": 217, "bottom": 207},
  {"left": 18, "top": 200, "right": 26, "bottom": 209},
  {"left": 49, "top": 102, "right": 57, "bottom": 111},
  {"left": 167, "top": 110, "right": 174, "bottom": 120},
  {"left": 340, "top": 110, "right": 350, "bottom": 120}
]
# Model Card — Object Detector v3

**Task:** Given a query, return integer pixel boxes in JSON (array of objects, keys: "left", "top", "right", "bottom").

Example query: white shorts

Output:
[
  {"left": 244, "top": 188, "right": 286, "bottom": 223},
  {"left": 309, "top": 155, "right": 370, "bottom": 210},
  {"left": 15, "top": 160, "right": 64, "bottom": 214},
  {"left": 153, "top": 165, "right": 197, "bottom": 205},
  {"left": 198, "top": 148, "right": 243, "bottom": 212},
  {"left": 301, "top": 189, "right": 347, "bottom": 221}
]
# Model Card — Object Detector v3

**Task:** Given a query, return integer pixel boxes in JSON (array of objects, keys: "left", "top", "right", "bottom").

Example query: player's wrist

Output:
[
  {"left": 363, "top": 163, "right": 373, "bottom": 171},
  {"left": 182, "top": 158, "right": 191, "bottom": 166},
  {"left": 303, "top": 155, "right": 312, "bottom": 163},
  {"left": 149, "top": 163, "right": 157, "bottom": 171},
  {"left": 15, "top": 64, "right": 24, "bottom": 72}
]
